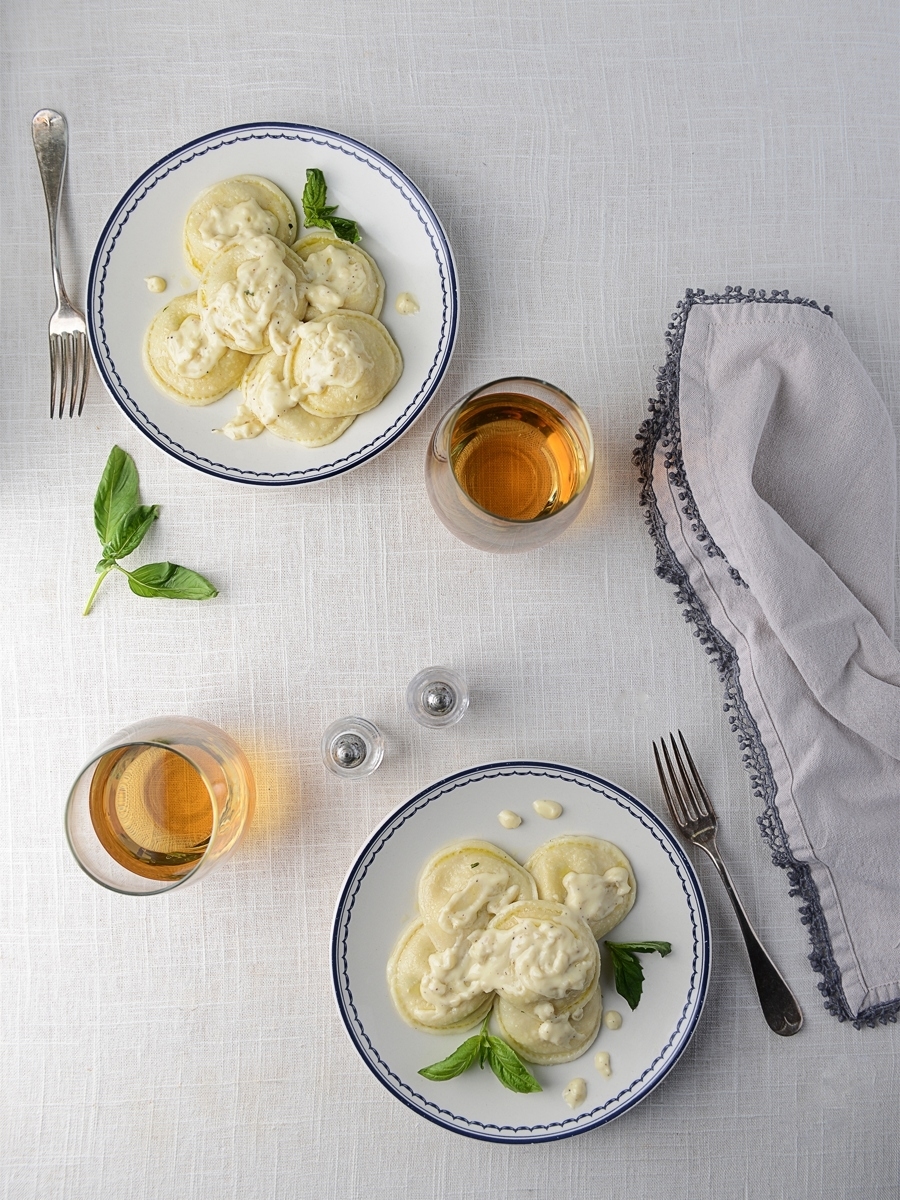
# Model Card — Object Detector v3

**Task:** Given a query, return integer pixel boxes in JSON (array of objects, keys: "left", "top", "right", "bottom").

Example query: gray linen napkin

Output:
[{"left": 635, "top": 287, "right": 899, "bottom": 1027}]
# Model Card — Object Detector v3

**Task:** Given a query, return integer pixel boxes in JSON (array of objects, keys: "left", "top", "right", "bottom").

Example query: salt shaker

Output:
[
  {"left": 406, "top": 667, "right": 469, "bottom": 728},
  {"left": 321, "top": 717, "right": 385, "bottom": 778}
]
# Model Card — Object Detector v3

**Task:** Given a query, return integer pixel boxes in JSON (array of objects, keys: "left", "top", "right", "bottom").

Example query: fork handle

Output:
[
  {"left": 699, "top": 841, "right": 804, "bottom": 1035},
  {"left": 31, "top": 109, "right": 70, "bottom": 306}
]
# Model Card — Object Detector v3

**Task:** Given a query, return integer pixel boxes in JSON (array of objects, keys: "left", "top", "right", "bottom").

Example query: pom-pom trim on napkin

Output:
[{"left": 634, "top": 286, "right": 898, "bottom": 1029}]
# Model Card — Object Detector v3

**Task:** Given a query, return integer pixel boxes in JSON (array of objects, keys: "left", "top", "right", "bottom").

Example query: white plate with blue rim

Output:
[
  {"left": 331, "top": 760, "right": 710, "bottom": 1143},
  {"left": 87, "top": 122, "right": 458, "bottom": 485}
]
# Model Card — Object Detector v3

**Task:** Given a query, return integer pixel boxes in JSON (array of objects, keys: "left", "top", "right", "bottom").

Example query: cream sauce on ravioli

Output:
[
  {"left": 417, "top": 914, "right": 595, "bottom": 1020},
  {"left": 242, "top": 362, "right": 299, "bottom": 425},
  {"left": 304, "top": 244, "right": 368, "bottom": 314},
  {"left": 298, "top": 319, "right": 375, "bottom": 394},
  {"left": 562, "top": 868, "right": 632, "bottom": 925},
  {"left": 198, "top": 198, "right": 280, "bottom": 251},
  {"left": 532, "top": 1001, "right": 587, "bottom": 1046},
  {"left": 204, "top": 236, "right": 304, "bottom": 355},
  {"left": 165, "top": 314, "right": 226, "bottom": 377}
]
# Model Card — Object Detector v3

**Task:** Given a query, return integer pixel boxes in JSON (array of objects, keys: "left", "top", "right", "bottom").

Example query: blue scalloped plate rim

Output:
[
  {"left": 87, "top": 122, "right": 458, "bottom": 485},
  {"left": 331, "top": 760, "right": 711, "bottom": 1143}
]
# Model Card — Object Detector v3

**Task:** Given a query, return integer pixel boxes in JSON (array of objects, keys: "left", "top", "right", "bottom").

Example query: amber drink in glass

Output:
[
  {"left": 425, "top": 377, "right": 593, "bottom": 552},
  {"left": 66, "top": 716, "right": 255, "bottom": 895}
]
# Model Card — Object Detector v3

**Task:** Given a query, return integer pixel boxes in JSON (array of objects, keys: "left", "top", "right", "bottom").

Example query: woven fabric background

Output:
[{"left": 1, "top": 1, "right": 897, "bottom": 1197}]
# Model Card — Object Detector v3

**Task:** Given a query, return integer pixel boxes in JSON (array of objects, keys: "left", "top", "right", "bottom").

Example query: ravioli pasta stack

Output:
[
  {"left": 142, "top": 175, "right": 402, "bottom": 447},
  {"left": 387, "top": 835, "right": 636, "bottom": 1065}
]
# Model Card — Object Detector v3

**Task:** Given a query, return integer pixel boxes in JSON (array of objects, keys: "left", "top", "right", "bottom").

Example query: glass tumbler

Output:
[
  {"left": 65, "top": 716, "right": 256, "bottom": 895},
  {"left": 425, "top": 376, "right": 594, "bottom": 552}
]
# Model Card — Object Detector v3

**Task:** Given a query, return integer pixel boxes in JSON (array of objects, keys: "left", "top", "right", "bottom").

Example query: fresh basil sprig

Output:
[
  {"left": 301, "top": 168, "right": 361, "bottom": 243},
  {"left": 605, "top": 941, "right": 672, "bottom": 1011},
  {"left": 419, "top": 1013, "right": 542, "bottom": 1094},
  {"left": 83, "top": 447, "right": 218, "bottom": 615}
]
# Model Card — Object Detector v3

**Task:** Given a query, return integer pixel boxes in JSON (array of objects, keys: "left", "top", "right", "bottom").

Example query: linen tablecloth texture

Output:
[
  {"left": 3, "top": 0, "right": 899, "bottom": 1197},
  {"left": 637, "top": 290, "right": 900, "bottom": 1027}
]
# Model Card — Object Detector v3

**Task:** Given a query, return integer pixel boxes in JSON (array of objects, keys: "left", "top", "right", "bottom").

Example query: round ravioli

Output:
[
  {"left": 525, "top": 835, "right": 636, "bottom": 939},
  {"left": 483, "top": 900, "right": 600, "bottom": 1013},
  {"left": 268, "top": 404, "right": 355, "bottom": 447},
  {"left": 142, "top": 293, "right": 251, "bottom": 405},
  {"left": 292, "top": 233, "right": 385, "bottom": 319},
  {"left": 239, "top": 352, "right": 355, "bottom": 446},
  {"left": 387, "top": 919, "right": 494, "bottom": 1034},
  {"left": 495, "top": 988, "right": 602, "bottom": 1065},
  {"left": 183, "top": 175, "right": 299, "bottom": 275},
  {"left": 416, "top": 840, "right": 537, "bottom": 952},
  {"left": 288, "top": 312, "right": 402, "bottom": 417},
  {"left": 198, "top": 237, "right": 309, "bottom": 355}
]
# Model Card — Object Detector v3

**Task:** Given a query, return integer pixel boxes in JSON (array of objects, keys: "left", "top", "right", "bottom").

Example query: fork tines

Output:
[
  {"left": 50, "top": 331, "right": 88, "bottom": 418},
  {"left": 653, "top": 731, "right": 714, "bottom": 826}
]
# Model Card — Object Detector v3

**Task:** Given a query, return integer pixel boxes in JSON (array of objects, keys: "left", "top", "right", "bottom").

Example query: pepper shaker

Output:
[{"left": 406, "top": 667, "right": 469, "bottom": 728}]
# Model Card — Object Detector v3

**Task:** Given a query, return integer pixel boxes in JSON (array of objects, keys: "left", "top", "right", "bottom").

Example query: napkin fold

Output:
[{"left": 635, "top": 287, "right": 900, "bottom": 1027}]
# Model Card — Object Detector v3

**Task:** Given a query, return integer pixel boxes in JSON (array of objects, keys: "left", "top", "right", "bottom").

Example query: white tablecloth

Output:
[{"left": 2, "top": 1, "right": 897, "bottom": 1197}]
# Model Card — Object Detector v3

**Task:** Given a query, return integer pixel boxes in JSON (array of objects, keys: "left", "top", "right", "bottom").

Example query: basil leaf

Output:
[
  {"left": 418, "top": 1017, "right": 542, "bottom": 1095},
  {"left": 302, "top": 169, "right": 329, "bottom": 223},
  {"left": 610, "top": 941, "right": 672, "bottom": 957},
  {"left": 485, "top": 1036, "right": 542, "bottom": 1093},
  {"left": 104, "top": 504, "right": 159, "bottom": 561},
  {"left": 93, "top": 446, "right": 138, "bottom": 545},
  {"left": 126, "top": 562, "right": 218, "bottom": 600},
  {"left": 308, "top": 204, "right": 339, "bottom": 226},
  {"left": 418, "top": 1034, "right": 481, "bottom": 1081},
  {"left": 477, "top": 1026, "right": 491, "bottom": 1068},
  {"left": 301, "top": 169, "right": 360, "bottom": 242},
  {"left": 606, "top": 944, "right": 644, "bottom": 1010},
  {"left": 605, "top": 941, "right": 673, "bottom": 1010},
  {"left": 329, "top": 215, "right": 361, "bottom": 244}
]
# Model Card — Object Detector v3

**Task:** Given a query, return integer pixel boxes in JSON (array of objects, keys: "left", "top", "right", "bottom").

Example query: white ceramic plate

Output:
[
  {"left": 332, "top": 761, "right": 710, "bottom": 1143},
  {"left": 87, "top": 123, "right": 458, "bottom": 485}
]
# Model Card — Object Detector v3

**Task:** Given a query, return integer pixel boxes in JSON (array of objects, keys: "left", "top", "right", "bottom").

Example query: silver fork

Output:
[
  {"left": 653, "top": 731, "right": 803, "bottom": 1036},
  {"left": 32, "top": 110, "right": 89, "bottom": 418}
]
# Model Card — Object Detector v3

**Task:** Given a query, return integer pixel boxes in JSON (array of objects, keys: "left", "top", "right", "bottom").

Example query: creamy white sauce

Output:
[
  {"left": 304, "top": 245, "right": 366, "bottom": 313},
  {"left": 562, "top": 1078, "right": 587, "bottom": 1109},
  {"left": 604, "top": 1010, "right": 622, "bottom": 1030},
  {"left": 416, "top": 938, "right": 485, "bottom": 1017},
  {"left": 534, "top": 1002, "right": 585, "bottom": 1046},
  {"left": 145, "top": 275, "right": 167, "bottom": 293},
  {"left": 204, "top": 235, "right": 304, "bottom": 355},
  {"left": 471, "top": 920, "right": 594, "bottom": 1001},
  {"left": 436, "top": 871, "right": 521, "bottom": 937},
  {"left": 395, "top": 291, "right": 419, "bottom": 314},
  {"left": 562, "top": 868, "right": 631, "bottom": 924},
  {"left": 417, "top": 915, "right": 594, "bottom": 1020},
  {"left": 198, "top": 199, "right": 279, "bottom": 251},
  {"left": 594, "top": 1050, "right": 612, "bottom": 1078},
  {"left": 243, "top": 365, "right": 301, "bottom": 426},
  {"left": 533, "top": 799, "right": 563, "bottom": 820},
  {"left": 218, "top": 404, "right": 265, "bottom": 440},
  {"left": 166, "top": 314, "right": 226, "bottom": 377},
  {"left": 298, "top": 320, "right": 374, "bottom": 394},
  {"left": 219, "top": 357, "right": 305, "bottom": 438},
  {"left": 497, "top": 810, "right": 522, "bottom": 829}
]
